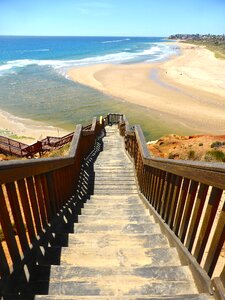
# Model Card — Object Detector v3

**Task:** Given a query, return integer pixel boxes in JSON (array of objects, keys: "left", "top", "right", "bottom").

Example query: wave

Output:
[
  {"left": 102, "top": 38, "right": 130, "bottom": 44},
  {"left": 0, "top": 44, "right": 178, "bottom": 76},
  {"left": 20, "top": 49, "right": 50, "bottom": 53}
]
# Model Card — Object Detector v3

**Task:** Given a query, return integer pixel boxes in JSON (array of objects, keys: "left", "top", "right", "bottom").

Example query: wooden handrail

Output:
[
  {"left": 119, "top": 118, "right": 225, "bottom": 297},
  {"left": 0, "top": 115, "right": 106, "bottom": 291}
]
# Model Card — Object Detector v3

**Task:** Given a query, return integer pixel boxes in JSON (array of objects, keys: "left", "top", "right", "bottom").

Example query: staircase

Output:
[{"left": 34, "top": 125, "right": 212, "bottom": 299}]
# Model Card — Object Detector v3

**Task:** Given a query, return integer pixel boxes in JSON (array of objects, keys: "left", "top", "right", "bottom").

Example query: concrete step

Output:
[
  {"left": 83, "top": 203, "right": 144, "bottom": 210},
  {"left": 94, "top": 182, "right": 136, "bottom": 187},
  {"left": 67, "top": 233, "right": 170, "bottom": 249},
  {"left": 34, "top": 265, "right": 194, "bottom": 282},
  {"left": 94, "top": 176, "right": 135, "bottom": 180},
  {"left": 80, "top": 208, "right": 145, "bottom": 217},
  {"left": 60, "top": 247, "right": 181, "bottom": 268},
  {"left": 36, "top": 279, "right": 198, "bottom": 297},
  {"left": 89, "top": 194, "right": 141, "bottom": 203},
  {"left": 78, "top": 214, "right": 152, "bottom": 223},
  {"left": 93, "top": 191, "right": 138, "bottom": 195},
  {"left": 73, "top": 223, "right": 160, "bottom": 234},
  {"left": 35, "top": 294, "right": 212, "bottom": 300}
]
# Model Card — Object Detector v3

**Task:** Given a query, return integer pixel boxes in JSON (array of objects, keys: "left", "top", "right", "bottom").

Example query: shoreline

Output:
[
  {"left": 68, "top": 42, "right": 225, "bottom": 135},
  {"left": 0, "top": 109, "right": 70, "bottom": 145}
]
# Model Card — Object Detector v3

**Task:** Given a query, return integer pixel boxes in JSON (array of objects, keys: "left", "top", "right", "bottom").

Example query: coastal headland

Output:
[{"left": 68, "top": 42, "right": 225, "bottom": 135}]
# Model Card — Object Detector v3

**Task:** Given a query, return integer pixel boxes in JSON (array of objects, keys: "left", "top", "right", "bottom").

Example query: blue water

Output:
[
  {"left": 0, "top": 36, "right": 178, "bottom": 76},
  {"left": 0, "top": 36, "right": 185, "bottom": 140}
]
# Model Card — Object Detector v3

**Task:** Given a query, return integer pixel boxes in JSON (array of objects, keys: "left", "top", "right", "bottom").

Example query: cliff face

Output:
[{"left": 148, "top": 134, "right": 225, "bottom": 162}]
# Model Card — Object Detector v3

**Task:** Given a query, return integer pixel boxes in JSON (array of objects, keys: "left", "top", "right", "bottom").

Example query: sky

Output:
[{"left": 0, "top": 0, "right": 225, "bottom": 37}]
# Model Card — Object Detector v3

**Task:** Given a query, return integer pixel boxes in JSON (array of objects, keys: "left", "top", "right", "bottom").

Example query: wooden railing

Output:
[
  {"left": 0, "top": 132, "right": 75, "bottom": 158},
  {"left": 118, "top": 118, "right": 225, "bottom": 297},
  {"left": 0, "top": 117, "right": 104, "bottom": 293}
]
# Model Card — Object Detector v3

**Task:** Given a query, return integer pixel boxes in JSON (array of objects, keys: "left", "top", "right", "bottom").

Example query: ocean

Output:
[{"left": 0, "top": 36, "right": 181, "bottom": 140}]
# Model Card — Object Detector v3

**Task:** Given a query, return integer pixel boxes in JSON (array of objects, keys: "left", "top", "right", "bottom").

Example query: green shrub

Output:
[
  {"left": 205, "top": 150, "right": 225, "bottom": 162},
  {"left": 188, "top": 150, "right": 195, "bottom": 160},
  {"left": 211, "top": 141, "right": 222, "bottom": 148}
]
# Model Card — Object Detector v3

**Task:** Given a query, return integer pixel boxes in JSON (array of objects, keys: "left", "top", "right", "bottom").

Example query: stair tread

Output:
[
  {"left": 35, "top": 294, "right": 212, "bottom": 300},
  {"left": 42, "top": 280, "right": 199, "bottom": 296}
]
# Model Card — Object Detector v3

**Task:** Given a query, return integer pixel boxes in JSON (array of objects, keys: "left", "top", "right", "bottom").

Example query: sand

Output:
[
  {"left": 0, "top": 109, "right": 70, "bottom": 145},
  {"left": 68, "top": 42, "right": 225, "bottom": 134}
]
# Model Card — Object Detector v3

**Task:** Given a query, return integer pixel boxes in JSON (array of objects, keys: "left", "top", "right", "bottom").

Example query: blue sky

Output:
[{"left": 0, "top": 0, "right": 224, "bottom": 36}]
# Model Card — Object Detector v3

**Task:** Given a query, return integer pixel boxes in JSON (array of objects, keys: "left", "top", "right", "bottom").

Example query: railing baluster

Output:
[
  {"left": 40, "top": 174, "right": 53, "bottom": 222},
  {"left": 160, "top": 172, "right": 172, "bottom": 217},
  {"left": 5, "top": 182, "right": 30, "bottom": 254},
  {"left": 17, "top": 179, "right": 36, "bottom": 243},
  {"left": 34, "top": 175, "right": 48, "bottom": 228},
  {"left": 0, "top": 185, "right": 21, "bottom": 265},
  {"left": 26, "top": 177, "right": 43, "bottom": 235},
  {"left": 185, "top": 183, "right": 209, "bottom": 252},
  {"left": 156, "top": 170, "right": 166, "bottom": 213},
  {"left": 204, "top": 200, "right": 225, "bottom": 277},
  {"left": 179, "top": 180, "right": 199, "bottom": 243},
  {"left": 164, "top": 174, "right": 176, "bottom": 222},
  {"left": 194, "top": 187, "right": 223, "bottom": 264},
  {"left": 168, "top": 175, "right": 182, "bottom": 228},
  {"left": 173, "top": 178, "right": 190, "bottom": 235},
  {"left": 0, "top": 239, "right": 10, "bottom": 277}
]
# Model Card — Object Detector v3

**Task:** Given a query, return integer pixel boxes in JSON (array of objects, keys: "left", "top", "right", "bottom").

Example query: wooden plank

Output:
[
  {"left": 194, "top": 187, "right": 223, "bottom": 263},
  {"left": 185, "top": 183, "right": 209, "bottom": 252},
  {"left": 168, "top": 175, "right": 182, "bottom": 228},
  {"left": 0, "top": 239, "right": 10, "bottom": 277},
  {"left": 46, "top": 172, "right": 58, "bottom": 215},
  {"left": 179, "top": 180, "right": 199, "bottom": 243},
  {"left": 204, "top": 200, "right": 225, "bottom": 277},
  {"left": 160, "top": 172, "right": 172, "bottom": 217},
  {"left": 26, "top": 177, "right": 43, "bottom": 235},
  {"left": 40, "top": 174, "right": 52, "bottom": 222},
  {"left": 164, "top": 174, "right": 176, "bottom": 222},
  {"left": 173, "top": 178, "right": 190, "bottom": 235},
  {"left": 0, "top": 185, "right": 21, "bottom": 266},
  {"left": 156, "top": 170, "right": 166, "bottom": 213},
  {"left": 17, "top": 179, "right": 36, "bottom": 243},
  {"left": 34, "top": 175, "right": 48, "bottom": 228},
  {"left": 5, "top": 182, "right": 29, "bottom": 254}
]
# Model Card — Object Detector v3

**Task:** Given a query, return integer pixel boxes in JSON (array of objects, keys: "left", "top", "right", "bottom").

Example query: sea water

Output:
[{"left": 0, "top": 36, "right": 183, "bottom": 140}]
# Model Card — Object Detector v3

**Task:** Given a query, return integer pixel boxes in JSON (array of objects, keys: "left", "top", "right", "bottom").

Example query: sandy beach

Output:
[
  {"left": 0, "top": 109, "right": 70, "bottom": 145},
  {"left": 68, "top": 42, "right": 225, "bottom": 134}
]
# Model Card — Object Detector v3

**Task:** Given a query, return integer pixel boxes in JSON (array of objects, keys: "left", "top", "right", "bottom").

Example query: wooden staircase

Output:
[{"left": 33, "top": 125, "right": 212, "bottom": 299}]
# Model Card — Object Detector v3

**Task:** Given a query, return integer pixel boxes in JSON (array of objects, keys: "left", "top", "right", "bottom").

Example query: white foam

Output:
[
  {"left": 101, "top": 38, "right": 130, "bottom": 44},
  {"left": 20, "top": 49, "right": 50, "bottom": 53},
  {"left": 0, "top": 43, "right": 178, "bottom": 76}
]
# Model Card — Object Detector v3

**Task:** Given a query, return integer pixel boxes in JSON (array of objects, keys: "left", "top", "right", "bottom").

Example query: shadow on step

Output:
[{"left": 0, "top": 136, "right": 104, "bottom": 300}]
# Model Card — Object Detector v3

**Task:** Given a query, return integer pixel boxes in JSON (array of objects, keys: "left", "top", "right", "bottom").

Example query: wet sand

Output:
[{"left": 0, "top": 109, "right": 70, "bottom": 145}]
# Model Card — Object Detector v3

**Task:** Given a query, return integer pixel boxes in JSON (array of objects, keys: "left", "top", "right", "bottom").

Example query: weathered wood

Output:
[
  {"left": 168, "top": 175, "right": 182, "bottom": 228},
  {"left": 34, "top": 175, "right": 48, "bottom": 228},
  {"left": 17, "top": 179, "right": 36, "bottom": 243},
  {"left": 40, "top": 174, "right": 52, "bottom": 222},
  {"left": 0, "top": 239, "right": 10, "bottom": 277},
  {"left": 26, "top": 177, "right": 43, "bottom": 235},
  {"left": 185, "top": 183, "right": 209, "bottom": 252},
  {"left": 173, "top": 178, "right": 190, "bottom": 235},
  {"left": 5, "top": 182, "right": 30, "bottom": 254},
  {"left": 179, "top": 180, "right": 199, "bottom": 243},
  {"left": 194, "top": 187, "right": 223, "bottom": 264},
  {"left": 204, "top": 200, "right": 225, "bottom": 277},
  {"left": 0, "top": 185, "right": 21, "bottom": 265}
]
